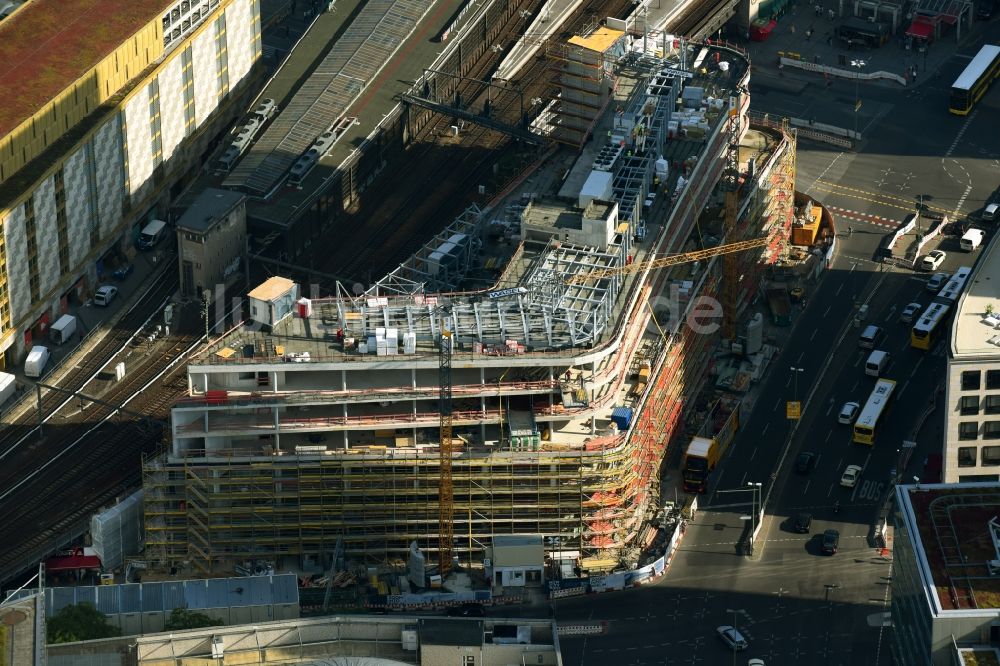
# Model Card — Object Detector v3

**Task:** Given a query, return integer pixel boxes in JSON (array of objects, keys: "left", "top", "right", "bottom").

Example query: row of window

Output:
[
  {"left": 958, "top": 421, "right": 1000, "bottom": 440},
  {"left": 960, "top": 369, "right": 1000, "bottom": 391},
  {"left": 957, "top": 445, "right": 1000, "bottom": 467},
  {"left": 959, "top": 394, "right": 1000, "bottom": 415}
]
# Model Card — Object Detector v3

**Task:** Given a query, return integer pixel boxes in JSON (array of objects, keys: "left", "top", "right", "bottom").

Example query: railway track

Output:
[
  {"left": 0, "top": 267, "right": 179, "bottom": 452},
  {"left": 0, "top": 295, "right": 199, "bottom": 584}
]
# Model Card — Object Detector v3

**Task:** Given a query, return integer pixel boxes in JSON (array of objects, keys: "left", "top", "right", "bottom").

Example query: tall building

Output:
[
  {"left": 143, "top": 40, "right": 798, "bottom": 575},
  {"left": 945, "top": 232, "right": 1000, "bottom": 482},
  {"left": 0, "top": 0, "right": 262, "bottom": 369},
  {"left": 891, "top": 482, "right": 1000, "bottom": 665}
]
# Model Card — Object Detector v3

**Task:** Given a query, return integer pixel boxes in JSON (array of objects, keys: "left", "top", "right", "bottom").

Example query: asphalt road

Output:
[{"left": 554, "top": 23, "right": 1000, "bottom": 666}]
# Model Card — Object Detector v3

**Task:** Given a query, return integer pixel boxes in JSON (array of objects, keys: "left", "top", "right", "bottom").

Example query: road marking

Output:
[
  {"left": 898, "top": 379, "right": 910, "bottom": 398},
  {"left": 824, "top": 305, "right": 832, "bottom": 316},
  {"left": 786, "top": 374, "right": 793, "bottom": 387},
  {"left": 762, "top": 423, "right": 770, "bottom": 437},
  {"left": 815, "top": 453, "right": 822, "bottom": 467},
  {"left": 827, "top": 484, "right": 834, "bottom": 497},
  {"left": 836, "top": 283, "right": 844, "bottom": 296},
  {"left": 836, "top": 457, "right": 843, "bottom": 470},
  {"left": 851, "top": 452, "right": 873, "bottom": 502},
  {"left": 774, "top": 397, "right": 782, "bottom": 412},
  {"left": 740, "top": 471, "right": 748, "bottom": 485},
  {"left": 826, "top": 401, "right": 834, "bottom": 416},
  {"left": 825, "top": 430, "right": 832, "bottom": 442},
  {"left": 810, "top": 328, "right": 818, "bottom": 341},
  {"left": 945, "top": 109, "right": 977, "bottom": 158},
  {"left": 750, "top": 446, "right": 757, "bottom": 460},
  {"left": 804, "top": 479, "right": 811, "bottom": 494},
  {"left": 851, "top": 380, "right": 859, "bottom": 392},
  {"left": 797, "top": 351, "right": 805, "bottom": 364},
  {"left": 853, "top": 355, "right": 861, "bottom": 367}
]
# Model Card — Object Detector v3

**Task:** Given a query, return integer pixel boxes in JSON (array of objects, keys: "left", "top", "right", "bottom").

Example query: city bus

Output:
[
  {"left": 934, "top": 266, "right": 973, "bottom": 304},
  {"left": 911, "top": 302, "right": 951, "bottom": 350},
  {"left": 949, "top": 44, "right": 1000, "bottom": 115},
  {"left": 853, "top": 378, "right": 897, "bottom": 445}
]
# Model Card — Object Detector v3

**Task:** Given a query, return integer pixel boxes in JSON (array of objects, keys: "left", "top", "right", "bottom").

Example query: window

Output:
[
  {"left": 988, "top": 370, "right": 1000, "bottom": 390},
  {"left": 958, "top": 447, "right": 977, "bottom": 467},
  {"left": 987, "top": 395, "right": 1000, "bottom": 415},
  {"left": 960, "top": 422, "right": 979, "bottom": 440},
  {"left": 961, "top": 396, "right": 980, "bottom": 415},
  {"left": 963, "top": 370, "right": 982, "bottom": 391},
  {"left": 984, "top": 446, "right": 1000, "bottom": 466},
  {"left": 985, "top": 421, "right": 1000, "bottom": 440}
]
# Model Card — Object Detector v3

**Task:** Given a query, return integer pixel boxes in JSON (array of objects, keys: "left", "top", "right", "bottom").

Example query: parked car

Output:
[
  {"left": 920, "top": 250, "right": 946, "bottom": 271},
  {"left": 748, "top": 660, "right": 767, "bottom": 666},
  {"left": 716, "top": 625, "right": 749, "bottom": 651},
  {"left": 93, "top": 284, "right": 118, "bottom": 307},
  {"left": 900, "top": 302, "right": 922, "bottom": 323},
  {"left": 926, "top": 272, "right": 949, "bottom": 292},
  {"left": 112, "top": 263, "right": 134, "bottom": 281},
  {"left": 840, "top": 464, "right": 863, "bottom": 488},
  {"left": 838, "top": 402, "right": 860, "bottom": 425},
  {"left": 795, "top": 452, "right": 816, "bottom": 474},
  {"left": 793, "top": 512, "right": 813, "bottom": 534},
  {"left": 821, "top": 529, "right": 840, "bottom": 555}
]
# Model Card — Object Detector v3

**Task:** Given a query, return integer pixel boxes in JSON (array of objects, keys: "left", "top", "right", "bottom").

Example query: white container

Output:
[
  {"left": 24, "top": 346, "right": 50, "bottom": 378},
  {"left": 0, "top": 372, "right": 15, "bottom": 405},
  {"left": 358, "top": 342, "right": 368, "bottom": 354},
  {"left": 50, "top": 314, "right": 77, "bottom": 345}
]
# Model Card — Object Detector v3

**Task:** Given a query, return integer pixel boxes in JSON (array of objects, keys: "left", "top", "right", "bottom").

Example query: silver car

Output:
[
  {"left": 900, "top": 302, "right": 921, "bottom": 324},
  {"left": 717, "top": 625, "right": 749, "bottom": 651}
]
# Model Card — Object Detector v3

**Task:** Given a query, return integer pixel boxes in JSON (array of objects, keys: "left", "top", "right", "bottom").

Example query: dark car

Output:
[
  {"left": 112, "top": 263, "right": 134, "bottom": 281},
  {"left": 447, "top": 603, "right": 485, "bottom": 617},
  {"left": 794, "top": 512, "right": 812, "bottom": 534},
  {"left": 821, "top": 529, "right": 840, "bottom": 555},
  {"left": 795, "top": 451, "right": 816, "bottom": 474}
]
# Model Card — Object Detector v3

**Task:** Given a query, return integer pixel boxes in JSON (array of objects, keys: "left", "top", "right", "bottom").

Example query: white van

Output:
[
  {"left": 865, "top": 350, "right": 890, "bottom": 377},
  {"left": 24, "top": 345, "right": 50, "bottom": 378},
  {"left": 961, "top": 228, "right": 985, "bottom": 251},
  {"left": 859, "top": 324, "right": 884, "bottom": 349},
  {"left": 984, "top": 203, "right": 998, "bottom": 223}
]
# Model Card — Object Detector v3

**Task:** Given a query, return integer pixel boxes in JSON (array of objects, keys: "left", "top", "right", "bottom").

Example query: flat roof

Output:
[
  {"left": 522, "top": 199, "right": 587, "bottom": 231},
  {"left": 418, "top": 618, "right": 484, "bottom": 646},
  {"left": 952, "top": 232, "right": 1000, "bottom": 357},
  {"left": 900, "top": 483, "right": 1000, "bottom": 611},
  {"left": 568, "top": 27, "right": 624, "bottom": 53},
  {"left": 493, "top": 534, "right": 543, "bottom": 547},
  {"left": 247, "top": 276, "right": 296, "bottom": 301},
  {"left": 176, "top": 188, "right": 245, "bottom": 233},
  {"left": 0, "top": 0, "right": 169, "bottom": 139}
]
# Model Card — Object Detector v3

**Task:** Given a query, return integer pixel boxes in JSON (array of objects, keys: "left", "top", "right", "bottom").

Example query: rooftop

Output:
[
  {"left": 953, "top": 231, "right": 1000, "bottom": 357},
  {"left": 176, "top": 188, "right": 246, "bottom": 233},
  {"left": 493, "top": 534, "right": 543, "bottom": 548},
  {"left": 899, "top": 483, "right": 1000, "bottom": 612},
  {"left": 418, "top": 618, "right": 484, "bottom": 647},
  {"left": 0, "top": 0, "right": 168, "bottom": 140}
]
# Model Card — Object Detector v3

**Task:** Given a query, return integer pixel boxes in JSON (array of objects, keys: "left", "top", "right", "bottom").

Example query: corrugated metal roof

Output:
[{"left": 6, "top": 574, "right": 298, "bottom": 617}]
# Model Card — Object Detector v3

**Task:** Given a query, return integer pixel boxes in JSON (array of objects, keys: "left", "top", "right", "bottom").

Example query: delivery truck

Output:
[
  {"left": 24, "top": 346, "right": 50, "bottom": 378},
  {"left": 138, "top": 219, "right": 168, "bottom": 250},
  {"left": 0, "top": 371, "right": 15, "bottom": 405},
  {"left": 49, "top": 314, "right": 77, "bottom": 345},
  {"left": 682, "top": 397, "right": 742, "bottom": 493}
]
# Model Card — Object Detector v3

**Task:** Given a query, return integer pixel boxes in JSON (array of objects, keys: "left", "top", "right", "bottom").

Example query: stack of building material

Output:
[
  {"left": 403, "top": 332, "right": 417, "bottom": 354},
  {"left": 376, "top": 328, "right": 388, "bottom": 356},
  {"left": 385, "top": 328, "right": 398, "bottom": 355}
]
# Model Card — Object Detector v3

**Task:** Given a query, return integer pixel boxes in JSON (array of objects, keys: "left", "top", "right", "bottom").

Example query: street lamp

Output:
[
  {"left": 850, "top": 59, "right": 867, "bottom": 142},
  {"left": 746, "top": 482, "right": 762, "bottom": 554},
  {"left": 725, "top": 608, "right": 743, "bottom": 666},
  {"left": 789, "top": 366, "right": 805, "bottom": 404}
]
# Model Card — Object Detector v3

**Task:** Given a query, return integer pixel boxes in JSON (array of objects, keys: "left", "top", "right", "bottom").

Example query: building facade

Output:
[
  {"left": 0, "top": 0, "right": 262, "bottom": 369},
  {"left": 176, "top": 188, "right": 247, "bottom": 297},
  {"left": 142, "top": 41, "right": 798, "bottom": 576},
  {"left": 945, "top": 233, "right": 1000, "bottom": 482}
]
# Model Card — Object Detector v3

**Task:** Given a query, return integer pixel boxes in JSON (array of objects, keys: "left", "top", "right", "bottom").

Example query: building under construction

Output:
[{"left": 143, "top": 36, "right": 798, "bottom": 575}]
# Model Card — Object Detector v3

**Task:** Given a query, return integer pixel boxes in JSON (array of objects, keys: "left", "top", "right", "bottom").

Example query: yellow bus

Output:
[
  {"left": 853, "top": 379, "right": 897, "bottom": 445},
  {"left": 949, "top": 45, "right": 1000, "bottom": 115},
  {"left": 911, "top": 302, "right": 951, "bottom": 350}
]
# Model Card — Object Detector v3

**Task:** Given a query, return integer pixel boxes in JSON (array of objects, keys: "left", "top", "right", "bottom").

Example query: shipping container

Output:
[{"left": 50, "top": 314, "right": 77, "bottom": 345}]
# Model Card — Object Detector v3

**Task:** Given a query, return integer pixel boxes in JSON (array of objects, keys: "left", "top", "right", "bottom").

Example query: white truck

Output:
[
  {"left": 24, "top": 346, "right": 50, "bottom": 378},
  {"left": 0, "top": 371, "right": 15, "bottom": 405},
  {"left": 49, "top": 314, "right": 77, "bottom": 345},
  {"left": 138, "top": 219, "right": 168, "bottom": 250}
]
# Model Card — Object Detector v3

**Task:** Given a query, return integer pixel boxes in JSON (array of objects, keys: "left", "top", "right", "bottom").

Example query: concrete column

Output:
[
  {"left": 273, "top": 407, "right": 280, "bottom": 451},
  {"left": 272, "top": 370, "right": 278, "bottom": 392},
  {"left": 341, "top": 369, "right": 347, "bottom": 391}
]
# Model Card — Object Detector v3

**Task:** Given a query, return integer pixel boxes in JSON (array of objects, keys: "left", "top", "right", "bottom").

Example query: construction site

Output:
[{"left": 142, "top": 29, "right": 804, "bottom": 584}]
